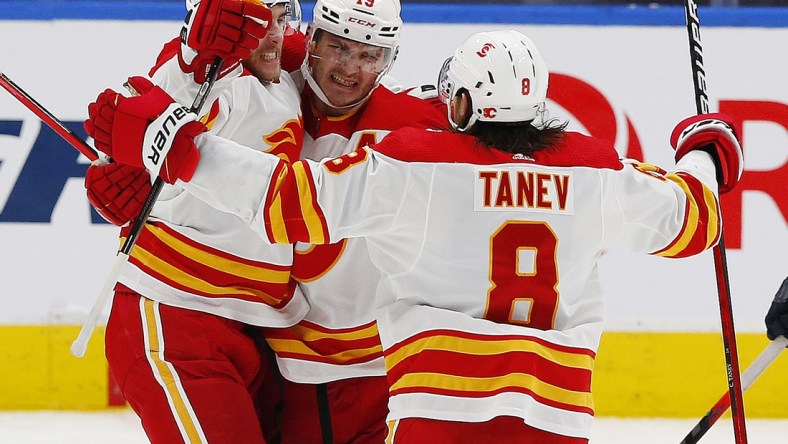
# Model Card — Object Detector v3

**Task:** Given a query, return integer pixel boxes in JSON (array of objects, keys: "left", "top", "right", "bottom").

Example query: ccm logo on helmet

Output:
[
  {"left": 148, "top": 105, "right": 191, "bottom": 166},
  {"left": 348, "top": 17, "right": 376, "bottom": 28},
  {"left": 482, "top": 108, "right": 497, "bottom": 118},
  {"left": 476, "top": 43, "right": 495, "bottom": 57}
]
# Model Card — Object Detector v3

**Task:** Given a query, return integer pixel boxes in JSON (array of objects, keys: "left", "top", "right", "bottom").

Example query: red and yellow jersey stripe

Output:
[
  {"left": 122, "top": 221, "right": 296, "bottom": 308},
  {"left": 200, "top": 99, "right": 221, "bottom": 130},
  {"left": 263, "top": 158, "right": 331, "bottom": 245},
  {"left": 265, "top": 319, "right": 383, "bottom": 366},
  {"left": 384, "top": 329, "right": 595, "bottom": 416},
  {"left": 653, "top": 171, "right": 720, "bottom": 258},
  {"left": 263, "top": 148, "right": 374, "bottom": 245}
]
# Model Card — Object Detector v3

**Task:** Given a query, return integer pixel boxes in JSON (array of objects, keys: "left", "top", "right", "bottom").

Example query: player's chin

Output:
[
  {"left": 260, "top": 63, "right": 282, "bottom": 82},
  {"left": 246, "top": 58, "right": 282, "bottom": 82},
  {"left": 327, "top": 89, "right": 365, "bottom": 107}
]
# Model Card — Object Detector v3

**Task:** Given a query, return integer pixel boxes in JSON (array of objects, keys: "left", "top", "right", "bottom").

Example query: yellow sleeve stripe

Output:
[
  {"left": 267, "top": 165, "right": 291, "bottom": 245},
  {"left": 656, "top": 173, "right": 701, "bottom": 257},
  {"left": 292, "top": 161, "right": 327, "bottom": 244},
  {"left": 702, "top": 183, "right": 720, "bottom": 249}
]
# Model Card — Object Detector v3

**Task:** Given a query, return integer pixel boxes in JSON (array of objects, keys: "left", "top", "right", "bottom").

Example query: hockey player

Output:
[
  {"left": 83, "top": 1, "right": 304, "bottom": 442},
  {"left": 85, "top": 29, "right": 745, "bottom": 443},
  {"left": 263, "top": 0, "right": 447, "bottom": 442}
]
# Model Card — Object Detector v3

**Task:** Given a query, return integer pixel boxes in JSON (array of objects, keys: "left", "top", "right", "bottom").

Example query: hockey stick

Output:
[
  {"left": 0, "top": 72, "right": 99, "bottom": 162},
  {"left": 680, "top": 334, "right": 788, "bottom": 444},
  {"left": 69, "top": 57, "right": 223, "bottom": 357},
  {"left": 682, "top": 1, "right": 748, "bottom": 442}
]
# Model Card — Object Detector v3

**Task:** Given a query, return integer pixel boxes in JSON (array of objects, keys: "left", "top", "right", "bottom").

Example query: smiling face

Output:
[
  {"left": 242, "top": 4, "right": 289, "bottom": 83},
  {"left": 308, "top": 31, "right": 390, "bottom": 115}
]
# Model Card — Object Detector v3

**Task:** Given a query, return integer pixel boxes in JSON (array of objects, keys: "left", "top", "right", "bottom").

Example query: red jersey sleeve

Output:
[{"left": 281, "top": 30, "right": 307, "bottom": 73}]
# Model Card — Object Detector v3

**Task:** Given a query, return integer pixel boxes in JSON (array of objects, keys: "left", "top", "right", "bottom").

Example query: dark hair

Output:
[{"left": 467, "top": 118, "right": 568, "bottom": 156}]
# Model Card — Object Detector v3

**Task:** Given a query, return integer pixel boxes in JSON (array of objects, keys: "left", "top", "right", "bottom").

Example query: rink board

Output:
[
  {"left": 3, "top": 326, "right": 788, "bottom": 418},
  {"left": 0, "top": 4, "right": 786, "bottom": 417}
]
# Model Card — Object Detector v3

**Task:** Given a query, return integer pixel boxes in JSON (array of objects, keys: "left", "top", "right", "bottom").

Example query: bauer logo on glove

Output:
[
  {"left": 142, "top": 103, "right": 196, "bottom": 171},
  {"left": 84, "top": 76, "right": 206, "bottom": 185}
]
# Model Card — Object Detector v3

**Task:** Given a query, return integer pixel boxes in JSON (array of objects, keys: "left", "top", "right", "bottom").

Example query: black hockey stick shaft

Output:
[
  {"left": 682, "top": 1, "right": 748, "bottom": 443},
  {"left": 120, "top": 57, "right": 222, "bottom": 255},
  {"left": 0, "top": 72, "right": 99, "bottom": 161}
]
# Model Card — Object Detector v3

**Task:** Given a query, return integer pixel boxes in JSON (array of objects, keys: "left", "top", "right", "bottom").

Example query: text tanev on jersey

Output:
[{"left": 475, "top": 166, "right": 574, "bottom": 214}]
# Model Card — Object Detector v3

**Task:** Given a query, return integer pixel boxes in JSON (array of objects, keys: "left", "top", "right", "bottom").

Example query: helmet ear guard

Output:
[{"left": 442, "top": 30, "right": 549, "bottom": 132}]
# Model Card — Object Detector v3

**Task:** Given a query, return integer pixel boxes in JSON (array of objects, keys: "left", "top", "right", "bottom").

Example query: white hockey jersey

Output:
[
  {"left": 114, "top": 46, "right": 308, "bottom": 327},
  {"left": 184, "top": 126, "right": 722, "bottom": 439},
  {"left": 263, "top": 83, "right": 448, "bottom": 383}
]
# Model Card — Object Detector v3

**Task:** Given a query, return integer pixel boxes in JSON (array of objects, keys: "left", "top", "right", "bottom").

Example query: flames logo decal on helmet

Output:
[{"left": 442, "top": 30, "right": 549, "bottom": 131}]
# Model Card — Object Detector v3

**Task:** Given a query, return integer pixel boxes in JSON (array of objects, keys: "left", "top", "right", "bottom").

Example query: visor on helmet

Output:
[
  {"left": 310, "top": 31, "right": 395, "bottom": 75},
  {"left": 300, "top": 0, "right": 401, "bottom": 110},
  {"left": 437, "top": 56, "right": 452, "bottom": 106}
]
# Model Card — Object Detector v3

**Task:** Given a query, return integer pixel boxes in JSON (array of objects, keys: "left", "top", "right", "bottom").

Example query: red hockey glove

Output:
[
  {"left": 280, "top": 28, "right": 307, "bottom": 73},
  {"left": 180, "top": 0, "right": 273, "bottom": 83},
  {"left": 765, "top": 277, "right": 788, "bottom": 341},
  {"left": 85, "top": 161, "right": 152, "bottom": 226},
  {"left": 84, "top": 76, "right": 206, "bottom": 184},
  {"left": 670, "top": 113, "right": 743, "bottom": 194},
  {"left": 85, "top": 76, "right": 156, "bottom": 155}
]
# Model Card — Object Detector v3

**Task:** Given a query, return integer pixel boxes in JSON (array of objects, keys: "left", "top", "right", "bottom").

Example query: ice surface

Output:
[{"left": 0, "top": 410, "right": 786, "bottom": 443}]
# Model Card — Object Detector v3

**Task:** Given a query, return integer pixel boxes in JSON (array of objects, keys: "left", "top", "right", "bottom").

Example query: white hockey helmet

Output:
[
  {"left": 302, "top": 0, "right": 402, "bottom": 109},
  {"left": 441, "top": 30, "right": 549, "bottom": 132},
  {"left": 186, "top": 0, "right": 301, "bottom": 32},
  {"left": 310, "top": 0, "right": 401, "bottom": 51}
]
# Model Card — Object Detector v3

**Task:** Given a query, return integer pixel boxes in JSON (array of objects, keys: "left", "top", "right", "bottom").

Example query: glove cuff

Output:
[{"left": 671, "top": 114, "right": 743, "bottom": 193}]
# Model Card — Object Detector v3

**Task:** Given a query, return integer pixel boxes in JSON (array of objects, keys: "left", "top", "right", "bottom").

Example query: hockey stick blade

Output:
[
  {"left": 680, "top": 335, "right": 788, "bottom": 444},
  {"left": 0, "top": 72, "right": 99, "bottom": 161},
  {"left": 69, "top": 253, "right": 129, "bottom": 357},
  {"left": 70, "top": 57, "right": 223, "bottom": 357}
]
